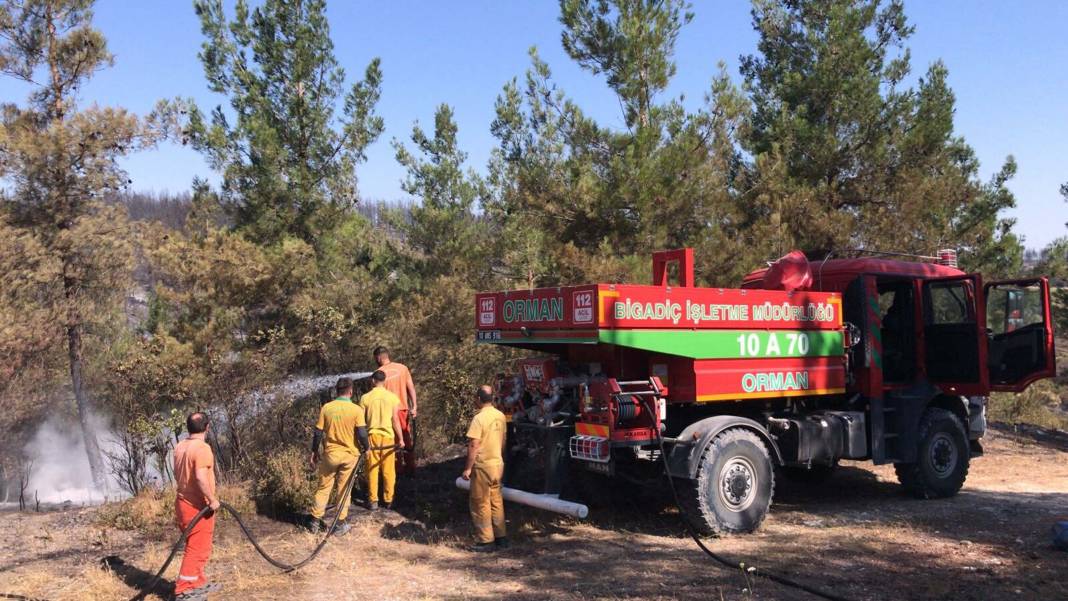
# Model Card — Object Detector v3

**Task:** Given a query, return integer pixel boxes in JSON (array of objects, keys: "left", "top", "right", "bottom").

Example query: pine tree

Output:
[
  {"left": 740, "top": 0, "right": 1022, "bottom": 272},
  {"left": 1033, "top": 184, "right": 1068, "bottom": 334},
  {"left": 486, "top": 2, "right": 749, "bottom": 287},
  {"left": 187, "top": 0, "right": 384, "bottom": 247},
  {"left": 559, "top": 0, "right": 693, "bottom": 130},
  {"left": 0, "top": 0, "right": 170, "bottom": 490},
  {"left": 393, "top": 104, "right": 487, "bottom": 282}
]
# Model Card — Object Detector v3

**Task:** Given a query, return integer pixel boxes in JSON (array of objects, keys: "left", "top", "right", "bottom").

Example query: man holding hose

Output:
[
  {"left": 372, "top": 346, "right": 418, "bottom": 474},
  {"left": 308, "top": 376, "right": 368, "bottom": 535},
  {"left": 173, "top": 412, "right": 222, "bottom": 599}
]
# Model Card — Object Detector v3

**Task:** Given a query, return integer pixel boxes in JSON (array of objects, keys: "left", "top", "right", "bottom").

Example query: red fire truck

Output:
[{"left": 475, "top": 248, "right": 1056, "bottom": 533}]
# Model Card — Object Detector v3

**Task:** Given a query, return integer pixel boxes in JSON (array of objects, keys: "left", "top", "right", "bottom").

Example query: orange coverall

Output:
[
  {"left": 173, "top": 438, "right": 216, "bottom": 594},
  {"left": 379, "top": 361, "right": 417, "bottom": 474}
]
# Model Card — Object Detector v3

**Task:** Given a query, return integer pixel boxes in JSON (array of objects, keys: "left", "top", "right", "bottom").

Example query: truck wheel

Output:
[
  {"left": 678, "top": 428, "right": 774, "bottom": 535},
  {"left": 894, "top": 408, "right": 970, "bottom": 499}
]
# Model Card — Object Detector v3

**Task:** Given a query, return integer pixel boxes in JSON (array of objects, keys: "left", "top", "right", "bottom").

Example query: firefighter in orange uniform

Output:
[
  {"left": 461, "top": 385, "right": 509, "bottom": 552},
  {"left": 373, "top": 346, "right": 418, "bottom": 474},
  {"left": 173, "top": 412, "right": 222, "bottom": 599}
]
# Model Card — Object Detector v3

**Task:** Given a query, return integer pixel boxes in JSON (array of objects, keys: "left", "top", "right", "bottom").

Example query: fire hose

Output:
[
  {"left": 408, "top": 415, "right": 421, "bottom": 504},
  {"left": 409, "top": 415, "right": 418, "bottom": 471},
  {"left": 638, "top": 398, "right": 854, "bottom": 601}
]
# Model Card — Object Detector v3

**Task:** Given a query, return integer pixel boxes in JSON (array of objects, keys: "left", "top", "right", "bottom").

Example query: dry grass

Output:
[{"left": 2, "top": 563, "right": 129, "bottom": 601}]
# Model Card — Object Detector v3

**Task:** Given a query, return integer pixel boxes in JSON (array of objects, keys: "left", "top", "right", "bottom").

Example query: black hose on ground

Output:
[{"left": 640, "top": 399, "right": 854, "bottom": 601}]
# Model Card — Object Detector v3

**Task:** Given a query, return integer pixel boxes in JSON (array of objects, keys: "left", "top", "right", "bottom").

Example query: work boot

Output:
[
  {"left": 366, "top": 501, "right": 378, "bottom": 511},
  {"left": 495, "top": 537, "right": 511, "bottom": 550},
  {"left": 469, "top": 542, "right": 496, "bottom": 553},
  {"left": 175, "top": 582, "right": 222, "bottom": 600},
  {"left": 382, "top": 501, "right": 393, "bottom": 510},
  {"left": 307, "top": 517, "right": 326, "bottom": 534},
  {"left": 331, "top": 521, "right": 352, "bottom": 536}
]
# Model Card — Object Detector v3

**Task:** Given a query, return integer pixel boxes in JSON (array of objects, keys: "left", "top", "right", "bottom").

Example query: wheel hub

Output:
[
  {"left": 928, "top": 432, "right": 958, "bottom": 477},
  {"left": 719, "top": 457, "right": 756, "bottom": 511}
]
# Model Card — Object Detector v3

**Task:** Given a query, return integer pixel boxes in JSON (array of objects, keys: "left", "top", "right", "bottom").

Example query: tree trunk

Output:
[{"left": 67, "top": 322, "right": 108, "bottom": 492}]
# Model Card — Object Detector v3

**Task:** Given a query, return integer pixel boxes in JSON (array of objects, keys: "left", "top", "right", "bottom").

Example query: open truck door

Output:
[
  {"left": 985, "top": 278, "right": 1056, "bottom": 392},
  {"left": 920, "top": 274, "right": 988, "bottom": 396}
]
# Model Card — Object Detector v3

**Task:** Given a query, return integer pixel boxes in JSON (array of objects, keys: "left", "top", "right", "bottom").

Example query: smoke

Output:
[
  {"left": 14, "top": 372, "right": 370, "bottom": 507},
  {"left": 21, "top": 412, "right": 124, "bottom": 505}
]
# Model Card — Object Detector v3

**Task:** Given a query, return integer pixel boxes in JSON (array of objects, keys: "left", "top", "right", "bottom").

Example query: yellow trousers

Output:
[
  {"left": 469, "top": 463, "right": 506, "bottom": 544},
  {"left": 366, "top": 433, "right": 396, "bottom": 504},
  {"left": 311, "top": 449, "right": 358, "bottom": 521}
]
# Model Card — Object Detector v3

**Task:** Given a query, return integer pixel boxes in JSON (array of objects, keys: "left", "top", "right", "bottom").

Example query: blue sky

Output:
[{"left": 2, "top": 0, "right": 1065, "bottom": 249}]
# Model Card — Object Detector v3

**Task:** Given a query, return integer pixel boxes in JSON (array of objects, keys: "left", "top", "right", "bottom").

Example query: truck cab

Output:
[
  {"left": 746, "top": 256, "right": 1055, "bottom": 392},
  {"left": 744, "top": 257, "right": 1057, "bottom": 466}
]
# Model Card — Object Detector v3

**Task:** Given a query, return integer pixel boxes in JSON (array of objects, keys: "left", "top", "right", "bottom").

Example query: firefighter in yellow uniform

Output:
[
  {"left": 461, "top": 385, "right": 508, "bottom": 552},
  {"left": 360, "top": 370, "right": 405, "bottom": 510},
  {"left": 308, "top": 377, "right": 367, "bottom": 535}
]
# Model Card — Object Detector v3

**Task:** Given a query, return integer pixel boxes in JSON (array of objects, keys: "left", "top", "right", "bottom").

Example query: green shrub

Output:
[{"left": 251, "top": 445, "right": 315, "bottom": 517}]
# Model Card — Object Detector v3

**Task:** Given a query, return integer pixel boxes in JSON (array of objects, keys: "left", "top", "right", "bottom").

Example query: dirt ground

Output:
[{"left": 1, "top": 424, "right": 1066, "bottom": 601}]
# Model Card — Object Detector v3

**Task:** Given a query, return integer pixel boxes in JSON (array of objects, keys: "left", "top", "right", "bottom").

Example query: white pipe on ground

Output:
[{"left": 454, "top": 477, "right": 589, "bottom": 519}]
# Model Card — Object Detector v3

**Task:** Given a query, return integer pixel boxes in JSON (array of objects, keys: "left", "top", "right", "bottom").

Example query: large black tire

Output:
[
  {"left": 677, "top": 428, "right": 774, "bottom": 535},
  {"left": 894, "top": 408, "right": 970, "bottom": 499}
]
